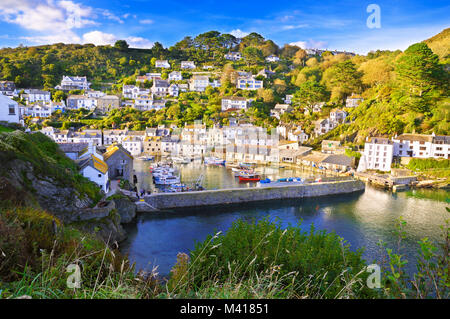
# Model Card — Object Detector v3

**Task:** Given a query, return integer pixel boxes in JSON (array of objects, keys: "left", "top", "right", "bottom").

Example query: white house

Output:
[
  {"left": 329, "top": 109, "right": 348, "bottom": 123},
  {"left": 168, "top": 84, "right": 179, "bottom": 97},
  {"left": 314, "top": 118, "right": 337, "bottom": 136},
  {"left": 151, "top": 79, "right": 170, "bottom": 97},
  {"left": 122, "top": 85, "right": 150, "bottom": 99},
  {"left": 122, "top": 136, "right": 143, "bottom": 156},
  {"left": 67, "top": 95, "right": 97, "bottom": 110},
  {"left": 0, "top": 94, "right": 19, "bottom": 123},
  {"left": 78, "top": 144, "right": 109, "bottom": 192},
  {"left": 181, "top": 61, "right": 196, "bottom": 69},
  {"left": 56, "top": 75, "right": 90, "bottom": 91},
  {"left": 134, "top": 95, "right": 166, "bottom": 111},
  {"left": 0, "top": 81, "right": 17, "bottom": 97},
  {"left": 224, "top": 52, "right": 242, "bottom": 61},
  {"left": 236, "top": 76, "right": 263, "bottom": 90},
  {"left": 221, "top": 96, "right": 252, "bottom": 111},
  {"left": 265, "top": 55, "right": 280, "bottom": 62},
  {"left": 155, "top": 60, "right": 170, "bottom": 68},
  {"left": 168, "top": 71, "right": 182, "bottom": 82},
  {"left": 85, "top": 90, "right": 105, "bottom": 98},
  {"left": 392, "top": 133, "right": 450, "bottom": 159},
  {"left": 22, "top": 89, "right": 51, "bottom": 104},
  {"left": 20, "top": 103, "right": 52, "bottom": 118},
  {"left": 359, "top": 137, "right": 394, "bottom": 172},
  {"left": 189, "top": 75, "right": 209, "bottom": 92},
  {"left": 346, "top": 94, "right": 364, "bottom": 108},
  {"left": 270, "top": 104, "right": 293, "bottom": 119}
]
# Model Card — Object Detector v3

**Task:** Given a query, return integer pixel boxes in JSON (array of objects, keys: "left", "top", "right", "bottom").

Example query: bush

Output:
[
  {"left": 407, "top": 158, "right": 450, "bottom": 170},
  {"left": 168, "top": 218, "right": 373, "bottom": 298}
]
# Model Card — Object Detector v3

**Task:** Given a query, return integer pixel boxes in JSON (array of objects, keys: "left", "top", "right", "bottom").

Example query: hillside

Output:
[{"left": 424, "top": 27, "right": 450, "bottom": 62}]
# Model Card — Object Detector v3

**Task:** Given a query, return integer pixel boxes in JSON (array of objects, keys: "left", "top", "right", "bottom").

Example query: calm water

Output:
[{"left": 122, "top": 161, "right": 449, "bottom": 277}]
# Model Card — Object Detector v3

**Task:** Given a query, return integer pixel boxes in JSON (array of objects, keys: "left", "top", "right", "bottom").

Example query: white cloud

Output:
[
  {"left": 290, "top": 40, "right": 328, "bottom": 49},
  {"left": 229, "top": 29, "right": 250, "bottom": 38},
  {"left": 82, "top": 30, "right": 153, "bottom": 48},
  {"left": 0, "top": 0, "right": 96, "bottom": 32},
  {"left": 99, "top": 9, "right": 124, "bottom": 24},
  {"left": 281, "top": 24, "right": 309, "bottom": 30},
  {"left": 139, "top": 19, "right": 154, "bottom": 25}
]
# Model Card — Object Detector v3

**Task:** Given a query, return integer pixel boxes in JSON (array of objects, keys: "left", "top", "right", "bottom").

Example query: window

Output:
[{"left": 8, "top": 105, "right": 15, "bottom": 115}]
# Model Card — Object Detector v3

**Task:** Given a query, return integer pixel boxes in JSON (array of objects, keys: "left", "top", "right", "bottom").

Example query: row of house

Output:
[
  {"left": 359, "top": 133, "right": 450, "bottom": 172},
  {"left": 224, "top": 52, "right": 280, "bottom": 63}
]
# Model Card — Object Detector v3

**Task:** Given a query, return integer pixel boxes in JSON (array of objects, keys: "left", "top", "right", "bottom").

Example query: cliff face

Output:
[{"left": 0, "top": 130, "right": 129, "bottom": 243}]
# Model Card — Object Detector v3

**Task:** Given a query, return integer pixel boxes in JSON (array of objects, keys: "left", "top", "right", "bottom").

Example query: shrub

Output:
[{"left": 168, "top": 218, "right": 373, "bottom": 298}]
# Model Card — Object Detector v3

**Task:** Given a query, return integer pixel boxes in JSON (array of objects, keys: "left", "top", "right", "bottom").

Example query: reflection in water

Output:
[{"left": 123, "top": 161, "right": 449, "bottom": 277}]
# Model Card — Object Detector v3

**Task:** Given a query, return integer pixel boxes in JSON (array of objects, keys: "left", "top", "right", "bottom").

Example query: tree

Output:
[
  {"left": 242, "top": 47, "right": 264, "bottom": 66},
  {"left": 293, "top": 81, "right": 328, "bottom": 108},
  {"left": 114, "top": 40, "right": 129, "bottom": 51},
  {"left": 280, "top": 44, "right": 300, "bottom": 59},
  {"left": 293, "top": 49, "right": 307, "bottom": 66},
  {"left": 359, "top": 57, "right": 393, "bottom": 86},
  {"left": 322, "top": 60, "right": 362, "bottom": 101},
  {"left": 395, "top": 43, "right": 444, "bottom": 97}
]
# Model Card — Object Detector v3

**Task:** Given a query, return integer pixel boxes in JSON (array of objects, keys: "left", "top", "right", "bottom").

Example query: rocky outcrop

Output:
[{"left": 110, "top": 195, "right": 137, "bottom": 223}]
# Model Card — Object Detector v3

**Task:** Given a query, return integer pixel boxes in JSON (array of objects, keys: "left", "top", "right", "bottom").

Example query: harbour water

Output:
[{"left": 122, "top": 161, "right": 449, "bottom": 277}]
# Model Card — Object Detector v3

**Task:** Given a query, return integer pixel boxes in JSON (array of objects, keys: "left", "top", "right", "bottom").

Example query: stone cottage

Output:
[{"left": 103, "top": 143, "right": 134, "bottom": 183}]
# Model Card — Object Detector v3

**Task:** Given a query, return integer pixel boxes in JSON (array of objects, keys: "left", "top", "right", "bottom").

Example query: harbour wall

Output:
[{"left": 143, "top": 179, "right": 365, "bottom": 211}]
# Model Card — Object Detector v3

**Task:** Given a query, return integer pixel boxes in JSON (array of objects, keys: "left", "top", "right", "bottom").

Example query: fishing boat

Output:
[
  {"left": 154, "top": 175, "right": 181, "bottom": 185},
  {"left": 238, "top": 172, "right": 261, "bottom": 182},
  {"left": 172, "top": 156, "right": 191, "bottom": 164},
  {"left": 204, "top": 157, "right": 226, "bottom": 165},
  {"left": 259, "top": 178, "right": 271, "bottom": 184},
  {"left": 136, "top": 155, "right": 154, "bottom": 161}
]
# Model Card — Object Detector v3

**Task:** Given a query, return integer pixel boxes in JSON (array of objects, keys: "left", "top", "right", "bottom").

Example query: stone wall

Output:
[{"left": 144, "top": 180, "right": 365, "bottom": 210}]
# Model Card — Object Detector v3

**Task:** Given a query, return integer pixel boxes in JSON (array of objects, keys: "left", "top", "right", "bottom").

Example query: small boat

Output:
[
  {"left": 154, "top": 176, "right": 181, "bottom": 185},
  {"left": 172, "top": 156, "right": 191, "bottom": 164},
  {"left": 136, "top": 155, "right": 154, "bottom": 161},
  {"left": 204, "top": 157, "right": 226, "bottom": 165},
  {"left": 260, "top": 178, "right": 271, "bottom": 184},
  {"left": 238, "top": 172, "right": 261, "bottom": 182}
]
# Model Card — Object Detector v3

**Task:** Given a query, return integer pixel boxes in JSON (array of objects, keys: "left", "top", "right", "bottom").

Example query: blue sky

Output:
[{"left": 0, "top": 0, "right": 448, "bottom": 54}]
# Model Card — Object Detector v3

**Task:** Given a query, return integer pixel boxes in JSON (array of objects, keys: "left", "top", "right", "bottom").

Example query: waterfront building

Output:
[
  {"left": 77, "top": 144, "right": 109, "bottom": 193},
  {"left": 321, "top": 140, "right": 345, "bottom": 154},
  {"left": 103, "top": 129, "right": 129, "bottom": 145},
  {"left": 122, "top": 136, "right": 143, "bottom": 156},
  {"left": 392, "top": 133, "right": 450, "bottom": 159},
  {"left": 143, "top": 136, "right": 162, "bottom": 156},
  {"left": 359, "top": 137, "right": 394, "bottom": 172},
  {"left": 103, "top": 143, "right": 134, "bottom": 183}
]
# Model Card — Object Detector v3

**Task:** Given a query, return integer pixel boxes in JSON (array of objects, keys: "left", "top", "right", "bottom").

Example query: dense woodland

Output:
[{"left": 1, "top": 28, "right": 449, "bottom": 146}]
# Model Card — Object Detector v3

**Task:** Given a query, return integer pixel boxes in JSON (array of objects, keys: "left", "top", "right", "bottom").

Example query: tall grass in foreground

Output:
[{"left": 165, "top": 218, "right": 375, "bottom": 299}]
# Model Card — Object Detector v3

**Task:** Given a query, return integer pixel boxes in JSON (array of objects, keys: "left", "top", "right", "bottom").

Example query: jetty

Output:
[{"left": 139, "top": 179, "right": 365, "bottom": 212}]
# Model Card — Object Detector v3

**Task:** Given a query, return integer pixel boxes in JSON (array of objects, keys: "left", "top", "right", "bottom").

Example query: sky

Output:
[{"left": 0, "top": 0, "right": 448, "bottom": 54}]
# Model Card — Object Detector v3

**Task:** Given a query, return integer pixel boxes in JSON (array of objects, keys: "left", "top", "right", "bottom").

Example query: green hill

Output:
[{"left": 424, "top": 27, "right": 450, "bottom": 62}]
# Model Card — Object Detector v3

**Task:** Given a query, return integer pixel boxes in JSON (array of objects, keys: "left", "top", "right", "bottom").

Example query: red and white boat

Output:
[{"left": 238, "top": 172, "right": 261, "bottom": 182}]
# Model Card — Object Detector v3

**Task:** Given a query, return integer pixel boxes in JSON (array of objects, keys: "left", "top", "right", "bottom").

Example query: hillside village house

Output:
[
  {"left": 304, "top": 102, "right": 325, "bottom": 115},
  {"left": 322, "top": 140, "right": 345, "bottom": 154},
  {"left": 0, "top": 94, "right": 19, "bottom": 123},
  {"left": 136, "top": 76, "right": 148, "bottom": 83},
  {"left": 151, "top": 79, "right": 170, "bottom": 97},
  {"left": 77, "top": 144, "right": 109, "bottom": 193},
  {"left": 178, "top": 83, "right": 189, "bottom": 92},
  {"left": 329, "top": 109, "right": 348, "bottom": 123},
  {"left": 257, "top": 68, "right": 275, "bottom": 78},
  {"left": 236, "top": 76, "right": 263, "bottom": 90},
  {"left": 189, "top": 75, "right": 209, "bottom": 92},
  {"left": 134, "top": 95, "right": 166, "bottom": 111},
  {"left": 168, "top": 71, "right": 182, "bottom": 82},
  {"left": 122, "top": 136, "right": 143, "bottom": 156},
  {"left": 143, "top": 136, "right": 162, "bottom": 155},
  {"left": 221, "top": 96, "right": 253, "bottom": 111},
  {"left": 155, "top": 60, "right": 170, "bottom": 68},
  {"left": 287, "top": 128, "right": 309, "bottom": 144},
  {"left": 314, "top": 118, "right": 337, "bottom": 136},
  {"left": 96, "top": 95, "right": 120, "bottom": 112},
  {"left": 86, "top": 90, "right": 105, "bottom": 98},
  {"left": 181, "top": 61, "right": 196, "bottom": 69},
  {"left": 103, "top": 129, "right": 128, "bottom": 145},
  {"left": 279, "top": 146, "right": 312, "bottom": 164},
  {"left": 359, "top": 137, "right": 394, "bottom": 172},
  {"left": 392, "top": 133, "right": 450, "bottom": 159},
  {"left": 103, "top": 144, "right": 134, "bottom": 183},
  {"left": 69, "top": 130, "right": 102, "bottom": 145},
  {"left": 265, "top": 55, "right": 280, "bottom": 62},
  {"left": 21, "top": 89, "right": 51, "bottom": 104},
  {"left": 122, "top": 85, "right": 150, "bottom": 99},
  {"left": 161, "top": 136, "right": 180, "bottom": 156},
  {"left": 270, "top": 104, "right": 293, "bottom": 119},
  {"left": 283, "top": 95, "right": 293, "bottom": 104},
  {"left": 0, "top": 81, "right": 17, "bottom": 97},
  {"left": 168, "top": 84, "right": 179, "bottom": 97},
  {"left": 224, "top": 52, "right": 242, "bottom": 61},
  {"left": 55, "top": 75, "right": 90, "bottom": 91},
  {"left": 146, "top": 73, "right": 162, "bottom": 81},
  {"left": 57, "top": 142, "right": 89, "bottom": 160},
  {"left": 346, "top": 94, "right": 364, "bottom": 108},
  {"left": 20, "top": 103, "right": 52, "bottom": 118},
  {"left": 67, "top": 95, "right": 97, "bottom": 110}
]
